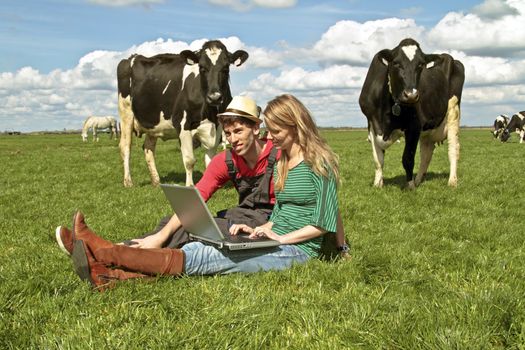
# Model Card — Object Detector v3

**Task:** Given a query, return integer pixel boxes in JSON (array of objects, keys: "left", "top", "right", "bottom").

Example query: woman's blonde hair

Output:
[{"left": 263, "top": 94, "right": 340, "bottom": 191}]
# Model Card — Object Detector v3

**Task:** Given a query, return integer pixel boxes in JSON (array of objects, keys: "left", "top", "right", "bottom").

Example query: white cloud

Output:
[
  {"left": 243, "top": 47, "right": 283, "bottom": 68},
  {"left": 456, "top": 53, "right": 525, "bottom": 86},
  {"left": 461, "top": 84, "right": 525, "bottom": 126},
  {"left": 244, "top": 65, "right": 368, "bottom": 127},
  {"left": 312, "top": 18, "right": 425, "bottom": 66},
  {"left": 0, "top": 64, "right": 117, "bottom": 131},
  {"left": 472, "top": 0, "right": 519, "bottom": 20},
  {"left": 248, "top": 65, "right": 367, "bottom": 91},
  {"left": 427, "top": 0, "right": 525, "bottom": 56}
]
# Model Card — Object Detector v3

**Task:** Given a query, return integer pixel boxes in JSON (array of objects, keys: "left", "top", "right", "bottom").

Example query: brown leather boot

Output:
[
  {"left": 72, "top": 211, "right": 114, "bottom": 252},
  {"left": 72, "top": 240, "right": 148, "bottom": 292},
  {"left": 93, "top": 244, "right": 185, "bottom": 276}
]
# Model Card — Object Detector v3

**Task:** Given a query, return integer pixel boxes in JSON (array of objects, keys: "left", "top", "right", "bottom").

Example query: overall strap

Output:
[
  {"left": 266, "top": 147, "right": 278, "bottom": 175},
  {"left": 255, "top": 146, "right": 278, "bottom": 205},
  {"left": 225, "top": 150, "right": 237, "bottom": 183}
]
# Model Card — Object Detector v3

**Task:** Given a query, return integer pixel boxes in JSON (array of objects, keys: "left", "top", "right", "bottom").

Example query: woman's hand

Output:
[
  {"left": 229, "top": 224, "right": 254, "bottom": 236},
  {"left": 249, "top": 226, "right": 281, "bottom": 242}
]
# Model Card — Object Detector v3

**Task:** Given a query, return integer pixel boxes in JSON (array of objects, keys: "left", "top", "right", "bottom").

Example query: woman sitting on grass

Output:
[{"left": 60, "top": 94, "right": 340, "bottom": 290}]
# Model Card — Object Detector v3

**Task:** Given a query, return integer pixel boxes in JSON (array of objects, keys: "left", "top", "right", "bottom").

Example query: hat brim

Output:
[{"left": 217, "top": 112, "right": 262, "bottom": 124}]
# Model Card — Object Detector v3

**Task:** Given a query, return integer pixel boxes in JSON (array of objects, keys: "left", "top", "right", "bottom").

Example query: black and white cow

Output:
[
  {"left": 501, "top": 111, "right": 525, "bottom": 143},
  {"left": 492, "top": 115, "right": 509, "bottom": 140},
  {"left": 117, "top": 41, "right": 248, "bottom": 187},
  {"left": 359, "top": 38, "right": 465, "bottom": 189}
]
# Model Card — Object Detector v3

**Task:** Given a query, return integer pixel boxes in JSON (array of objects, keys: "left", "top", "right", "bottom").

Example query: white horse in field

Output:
[{"left": 81, "top": 116, "right": 118, "bottom": 142}]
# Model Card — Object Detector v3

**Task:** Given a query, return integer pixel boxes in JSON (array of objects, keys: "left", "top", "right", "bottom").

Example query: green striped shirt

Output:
[{"left": 269, "top": 161, "right": 339, "bottom": 257}]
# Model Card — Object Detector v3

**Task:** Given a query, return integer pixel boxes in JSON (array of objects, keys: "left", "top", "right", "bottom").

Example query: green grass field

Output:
[{"left": 1, "top": 129, "right": 524, "bottom": 349}]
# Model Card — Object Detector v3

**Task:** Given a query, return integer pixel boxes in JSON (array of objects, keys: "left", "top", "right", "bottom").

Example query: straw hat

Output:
[{"left": 217, "top": 95, "right": 262, "bottom": 124}]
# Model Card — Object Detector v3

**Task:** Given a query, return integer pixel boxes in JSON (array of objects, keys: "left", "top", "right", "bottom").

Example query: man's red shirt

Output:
[{"left": 196, "top": 139, "right": 279, "bottom": 203}]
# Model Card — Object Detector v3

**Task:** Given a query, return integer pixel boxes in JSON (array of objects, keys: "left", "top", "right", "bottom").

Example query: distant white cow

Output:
[{"left": 81, "top": 116, "right": 118, "bottom": 142}]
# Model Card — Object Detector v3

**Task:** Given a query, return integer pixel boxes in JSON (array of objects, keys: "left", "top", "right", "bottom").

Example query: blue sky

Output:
[{"left": 1, "top": 0, "right": 524, "bottom": 131}]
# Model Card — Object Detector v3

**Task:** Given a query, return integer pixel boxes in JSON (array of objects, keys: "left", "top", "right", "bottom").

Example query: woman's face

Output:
[{"left": 265, "top": 122, "right": 296, "bottom": 154}]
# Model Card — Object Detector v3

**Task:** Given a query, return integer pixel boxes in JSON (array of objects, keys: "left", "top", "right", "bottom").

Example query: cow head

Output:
[
  {"left": 500, "top": 129, "right": 511, "bottom": 142},
  {"left": 500, "top": 113, "right": 521, "bottom": 142},
  {"left": 379, "top": 38, "right": 437, "bottom": 106},
  {"left": 180, "top": 41, "right": 249, "bottom": 108}
]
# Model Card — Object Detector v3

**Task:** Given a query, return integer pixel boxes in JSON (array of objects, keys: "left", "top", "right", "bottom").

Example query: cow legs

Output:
[
  {"left": 216, "top": 123, "right": 228, "bottom": 150},
  {"left": 197, "top": 120, "right": 218, "bottom": 167},
  {"left": 144, "top": 134, "right": 160, "bottom": 187},
  {"left": 415, "top": 137, "right": 435, "bottom": 186},
  {"left": 177, "top": 121, "right": 218, "bottom": 186},
  {"left": 519, "top": 129, "right": 524, "bottom": 144},
  {"left": 179, "top": 129, "right": 196, "bottom": 186},
  {"left": 369, "top": 131, "right": 385, "bottom": 188},
  {"left": 118, "top": 94, "right": 134, "bottom": 187},
  {"left": 402, "top": 127, "right": 420, "bottom": 190},
  {"left": 446, "top": 96, "right": 460, "bottom": 187}
]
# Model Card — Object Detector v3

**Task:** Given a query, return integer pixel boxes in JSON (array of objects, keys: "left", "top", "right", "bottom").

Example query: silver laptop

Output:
[{"left": 160, "top": 184, "right": 280, "bottom": 250}]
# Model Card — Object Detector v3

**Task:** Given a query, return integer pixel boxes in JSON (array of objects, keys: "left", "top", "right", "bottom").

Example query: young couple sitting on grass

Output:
[{"left": 56, "top": 94, "right": 349, "bottom": 291}]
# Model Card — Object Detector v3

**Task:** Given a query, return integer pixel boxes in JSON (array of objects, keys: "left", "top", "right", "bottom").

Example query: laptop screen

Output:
[{"left": 160, "top": 184, "right": 226, "bottom": 241}]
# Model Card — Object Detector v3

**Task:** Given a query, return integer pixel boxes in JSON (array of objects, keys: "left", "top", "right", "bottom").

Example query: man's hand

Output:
[{"left": 128, "top": 233, "right": 165, "bottom": 249}]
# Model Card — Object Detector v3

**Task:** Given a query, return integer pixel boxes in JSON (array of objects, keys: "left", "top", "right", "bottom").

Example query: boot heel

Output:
[{"left": 72, "top": 240, "right": 91, "bottom": 283}]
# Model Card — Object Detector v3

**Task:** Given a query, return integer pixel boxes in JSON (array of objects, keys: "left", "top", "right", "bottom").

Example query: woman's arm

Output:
[{"left": 251, "top": 224, "right": 326, "bottom": 244}]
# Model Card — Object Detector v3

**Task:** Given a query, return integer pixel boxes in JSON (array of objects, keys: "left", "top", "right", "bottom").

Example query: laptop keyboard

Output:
[{"left": 225, "top": 234, "right": 268, "bottom": 243}]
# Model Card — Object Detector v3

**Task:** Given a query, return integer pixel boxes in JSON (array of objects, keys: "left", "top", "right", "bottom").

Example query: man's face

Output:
[{"left": 222, "top": 121, "right": 260, "bottom": 157}]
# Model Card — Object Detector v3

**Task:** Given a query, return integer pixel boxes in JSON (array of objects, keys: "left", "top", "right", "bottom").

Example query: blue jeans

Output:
[{"left": 180, "top": 241, "right": 311, "bottom": 275}]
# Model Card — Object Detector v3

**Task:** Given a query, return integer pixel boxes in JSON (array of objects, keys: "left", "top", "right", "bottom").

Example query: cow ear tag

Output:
[
  {"left": 233, "top": 58, "right": 243, "bottom": 66},
  {"left": 392, "top": 103, "right": 401, "bottom": 116}
]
